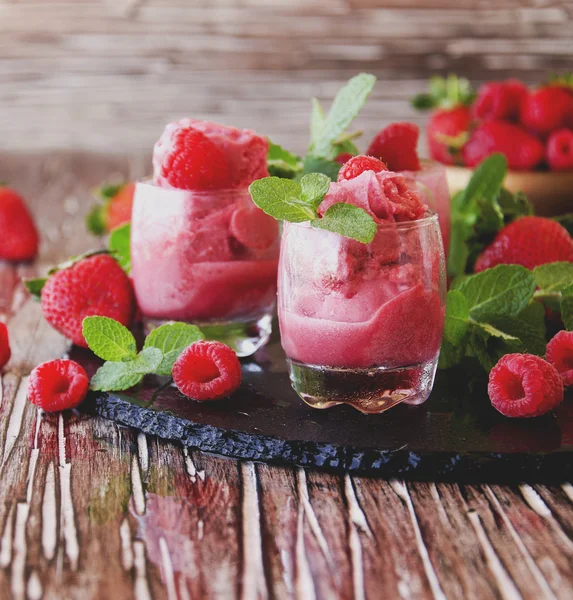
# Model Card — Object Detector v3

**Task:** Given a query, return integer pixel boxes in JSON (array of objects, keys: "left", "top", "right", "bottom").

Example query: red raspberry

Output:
[
  {"left": 337, "top": 155, "right": 388, "bottom": 182},
  {"left": 335, "top": 152, "right": 354, "bottom": 165},
  {"left": 172, "top": 341, "right": 242, "bottom": 401},
  {"left": 520, "top": 86, "right": 573, "bottom": 137},
  {"left": 426, "top": 106, "right": 472, "bottom": 165},
  {"left": 462, "top": 121, "right": 544, "bottom": 171},
  {"left": 28, "top": 359, "right": 89, "bottom": 412},
  {"left": 0, "top": 187, "right": 39, "bottom": 261},
  {"left": 546, "top": 330, "right": 573, "bottom": 386},
  {"left": 366, "top": 122, "right": 421, "bottom": 171},
  {"left": 473, "top": 80, "right": 527, "bottom": 122},
  {"left": 0, "top": 322, "right": 10, "bottom": 370},
  {"left": 474, "top": 216, "right": 573, "bottom": 272},
  {"left": 229, "top": 206, "right": 279, "bottom": 251},
  {"left": 41, "top": 254, "right": 134, "bottom": 348},
  {"left": 488, "top": 354, "right": 564, "bottom": 418},
  {"left": 156, "top": 127, "right": 230, "bottom": 190},
  {"left": 545, "top": 129, "right": 573, "bottom": 171}
]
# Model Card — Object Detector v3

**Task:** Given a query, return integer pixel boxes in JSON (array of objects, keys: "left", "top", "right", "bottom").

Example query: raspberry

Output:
[
  {"left": 28, "top": 359, "right": 89, "bottom": 412},
  {"left": 473, "top": 80, "right": 527, "bottom": 122},
  {"left": 520, "top": 86, "right": 573, "bottom": 137},
  {"left": 0, "top": 187, "right": 39, "bottom": 261},
  {"left": 366, "top": 122, "right": 421, "bottom": 171},
  {"left": 546, "top": 129, "right": 573, "bottom": 171},
  {"left": 229, "top": 206, "right": 279, "bottom": 251},
  {"left": 337, "top": 155, "right": 387, "bottom": 182},
  {"left": 41, "top": 254, "right": 135, "bottom": 348},
  {"left": 172, "top": 341, "right": 242, "bottom": 401},
  {"left": 474, "top": 216, "right": 573, "bottom": 272},
  {"left": 546, "top": 330, "right": 573, "bottom": 386},
  {"left": 155, "top": 127, "right": 230, "bottom": 190},
  {"left": 335, "top": 152, "right": 354, "bottom": 165},
  {"left": 0, "top": 322, "right": 10, "bottom": 370},
  {"left": 488, "top": 354, "right": 564, "bottom": 418}
]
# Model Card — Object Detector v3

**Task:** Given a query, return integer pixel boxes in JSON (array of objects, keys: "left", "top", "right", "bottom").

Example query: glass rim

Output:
[
  {"left": 135, "top": 179, "right": 252, "bottom": 197},
  {"left": 288, "top": 210, "right": 438, "bottom": 232}
]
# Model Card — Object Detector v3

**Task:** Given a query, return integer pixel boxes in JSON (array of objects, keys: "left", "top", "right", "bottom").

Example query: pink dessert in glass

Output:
[
  {"left": 131, "top": 119, "right": 279, "bottom": 356},
  {"left": 278, "top": 167, "right": 446, "bottom": 413}
]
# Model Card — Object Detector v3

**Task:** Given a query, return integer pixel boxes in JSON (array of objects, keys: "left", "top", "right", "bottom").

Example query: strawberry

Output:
[
  {"left": 473, "top": 79, "right": 527, "bottom": 122},
  {"left": 41, "top": 254, "right": 134, "bottom": 348},
  {"left": 520, "top": 86, "right": 573, "bottom": 137},
  {"left": 545, "top": 129, "right": 573, "bottom": 171},
  {"left": 87, "top": 182, "right": 135, "bottom": 235},
  {"left": 366, "top": 122, "right": 421, "bottom": 171},
  {"left": 474, "top": 216, "right": 573, "bottom": 272},
  {"left": 0, "top": 187, "right": 39, "bottom": 261},
  {"left": 462, "top": 121, "right": 544, "bottom": 171},
  {"left": 427, "top": 107, "right": 472, "bottom": 165},
  {"left": 0, "top": 322, "right": 10, "bottom": 371}
]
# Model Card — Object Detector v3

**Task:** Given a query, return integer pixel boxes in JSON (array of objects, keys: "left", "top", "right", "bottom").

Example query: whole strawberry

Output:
[
  {"left": 462, "top": 121, "right": 544, "bottom": 171},
  {"left": 473, "top": 79, "right": 527, "bottom": 122},
  {"left": 0, "top": 322, "right": 10, "bottom": 371},
  {"left": 0, "top": 187, "right": 39, "bottom": 261},
  {"left": 520, "top": 86, "right": 573, "bottom": 137},
  {"left": 545, "top": 129, "right": 573, "bottom": 171},
  {"left": 367, "top": 122, "right": 421, "bottom": 171},
  {"left": 87, "top": 182, "right": 135, "bottom": 235},
  {"left": 475, "top": 216, "right": 573, "bottom": 272},
  {"left": 41, "top": 254, "right": 134, "bottom": 348},
  {"left": 427, "top": 106, "right": 472, "bottom": 165}
]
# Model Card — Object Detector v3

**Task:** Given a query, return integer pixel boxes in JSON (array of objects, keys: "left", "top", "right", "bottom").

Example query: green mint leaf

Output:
[
  {"left": 303, "top": 155, "right": 341, "bottom": 182},
  {"left": 456, "top": 264, "right": 536, "bottom": 321},
  {"left": 533, "top": 262, "right": 573, "bottom": 293},
  {"left": 470, "top": 321, "right": 519, "bottom": 341},
  {"left": 468, "top": 330, "right": 497, "bottom": 372},
  {"left": 483, "top": 305, "right": 546, "bottom": 357},
  {"left": 90, "top": 361, "right": 143, "bottom": 392},
  {"left": 144, "top": 322, "right": 205, "bottom": 376},
  {"left": 267, "top": 141, "right": 303, "bottom": 179},
  {"left": 443, "top": 290, "right": 470, "bottom": 344},
  {"left": 447, "top": 216, "right": 473, "bottom": 279},
  {"left": 411, "top": 93, "right": 438, "bottom": 111},
  {"left": 109, "top": 223, "right": 131, "bottom": 273},
  {"left": 131, "top": 347, "right": 163, "bottom": 375},
  {"left": 311, "top": 203, "right": 376, "bottom": 244},
  {"left": 24, "top": 278, "right": 47, "bottom": 301},
  {"left": 562, "top": 296, "right": 573, "bottom": 330},
  {"left": 86, "top": 204, "right": 106, "bottom": 236},
  {"left": 300, "top": 173, "right": 331, "bottom": 211},
  {"left": 554, "top": 213, "right": 573, "bottom": 237},
  {"left": 438, "top": 338, "right": 465, "bottom": 370},
  {"left": 311, "top": 73, "right": 376, "bottom": 157},
  {"left": 457, "top": 154, "right": 507, "bottom": 213},
  {"left": 97, "top": 183, "right": 124, "bottom": 201},
  {"left": 82, "top": 316, "right": 137, "bottom": 362},
  {"left": 497, "top": 189, "right": 533, "bottom": 220},
  {"left": 310, "top": 97, "right": 327, "bottom": 148},
  {"left": 249, "top": 177, "right": 315, "bottom": 223}
]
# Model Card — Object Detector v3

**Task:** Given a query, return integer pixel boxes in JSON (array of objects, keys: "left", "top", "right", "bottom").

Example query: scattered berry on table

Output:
[
  {"left": 546, "top": 330, "right": 573, "bottom": 387},
  {"left": 41, "top": 254, "right": 135, "bottom": 348},
  {"left": 426, "top": 106, "right": 472, "bottom": 165},
  {"left": 474, "top": 216, "right": 573, "bottom": 272},
  {"left": 0, "top": 187, "right": 39, "bottom": 262},
  {"left": 545, "top": 129, "right": 573, "bottom": 172},
  {"left": 520, "top": 86, "right": 573, "bottom": 137},
  {"left": 337, "top": 155, "right": 387, "bottom": 182},
  {"left": 230, "top": 206, "right": 278, "bottom": 251},
  {"left": 366, "top": 122, "right": 421, "bottom": 171},
  {"left": 28, "top": 359, "right": 89, "bottom": 412},
  {"left": 488, "top": 353, "right": 564, "bottom": 418},
  {"left": 172, "top": 340, "right": 242, "bottom": 401},
  {"left": 0, "top": 322, "right": 10, "bottom": 371}
]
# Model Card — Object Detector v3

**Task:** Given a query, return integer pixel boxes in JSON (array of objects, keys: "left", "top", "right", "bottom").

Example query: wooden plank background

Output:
[{"left": 1, "top": 0, "right": 573, "bottom": 157}]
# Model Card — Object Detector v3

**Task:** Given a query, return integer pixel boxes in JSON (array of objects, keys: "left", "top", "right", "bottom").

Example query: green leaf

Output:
[
  {"left": 468, "top": 330, "right": 498, "bottom": 372},
  {"left": 267, "top": 141, "right": 303, "bottom": 179},
  {"left": 82, "top": 316, "right": 137, "bottom": 362},
  {"left": 533, "top": 262, "right": 573, "bottom": 293},
  {"left": 311, "top": 73, "right": 376, "bottom": 157},
  {"left": 562, "top": 296, "right": 573, "bottom": 330},
  {"left": 456, "top": 264, "right": 536, "bottom": 321},
  {"left": 249, "top": 177, "right": 315, "bottom": 223},
  {"left": 311, "top": 203, "right": 376, "bottom": 244},
  {"left": 470, "top": 321, "right": 519, "bottom": 341},
  {"left": 24, "top": 278, "right": 47, "bottom": 301},
  {"left": 438, "top": 338, "right": 465, "bottom": 369},
  {"left": 131, "top": 347, "right": 163, "bottom": 375},
  {"left": 310, "top": 97, "right": 327, "bottom": 148},
  {"left": 90, "top": 361, "right": 144, "bottom": 392},
  {"left": 300, "top": 173, "right": 331, "bottom": 211},
  {"left": 86, "top": 204, "right": 106, "bottom": 236},
  {"left": 497, "top": 189, "right": 533, "bottom": 221},
  {"left": 456, "top": 154, "right": 507, "bottom": 213},
  {"left": 411, "top": 93, "right": 438, "bottom": 111},
  {"left": 109, "top": 223, "right": 131, "bottom": 273},
  {"left": 443, "top": 290, "right": 470, "bottom": 344},
  {"left": 302, "top": 155, "right": 341, "bottom": 182},
  {"left": 98, "top": 183, "right": 124, "bottom": 201},
  {"left": 554, "top": 213, "right": 573, "bottom": 237},
  {"left": 144, "top": 322, "right": 205, "bottom": 376}
]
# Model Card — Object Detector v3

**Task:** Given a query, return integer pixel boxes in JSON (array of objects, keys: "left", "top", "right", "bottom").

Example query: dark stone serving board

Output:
[{"left": 75, "top": 326, "right": 573, "bottom": 482}]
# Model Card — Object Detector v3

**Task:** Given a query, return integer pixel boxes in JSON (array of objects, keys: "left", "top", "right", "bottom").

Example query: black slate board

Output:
[{"left": 75, "top": 327, "right": 573, "bottom": 482}]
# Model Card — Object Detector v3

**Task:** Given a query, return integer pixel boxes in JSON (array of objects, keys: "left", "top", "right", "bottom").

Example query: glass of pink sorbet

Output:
[
  {"left": 278, "top": 169, "right": 447, "bottom": 414},
  {"left": 131, "top": 119, "right": 280, "bottom": 357}
]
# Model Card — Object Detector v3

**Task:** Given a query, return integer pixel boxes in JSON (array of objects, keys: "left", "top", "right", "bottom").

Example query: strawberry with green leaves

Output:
[{"left": 87, "top": 182, "right": 135, "bottom": 235}]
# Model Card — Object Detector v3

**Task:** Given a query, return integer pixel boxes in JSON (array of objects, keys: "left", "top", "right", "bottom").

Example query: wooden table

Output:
[{"left": 1, "top": 153, "right": 573, "bottom": 600}]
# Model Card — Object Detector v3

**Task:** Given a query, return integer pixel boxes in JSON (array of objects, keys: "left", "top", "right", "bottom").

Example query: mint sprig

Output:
[
  {"left": 249, "top": 173, "right": 377, "bottom": 244},
  {"left": 109, "top": 223, "right": 131, "bottom": 273},
  {"left": 267, "top": 141, "right": 303, "bottom": 180},
  {"left": 83, "top": 316, "right": 137, "bottom": 362},
  {"left": 144, "top": 322, "right": 205, "bottom": 376}
]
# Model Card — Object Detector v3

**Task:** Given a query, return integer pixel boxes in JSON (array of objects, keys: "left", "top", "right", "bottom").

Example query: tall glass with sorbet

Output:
[
  {"left": 278, "top": 168, "right": 446, "bottom": 413},
  {"left": 131, "top": 119, "right": 279, "bottom": 356}
]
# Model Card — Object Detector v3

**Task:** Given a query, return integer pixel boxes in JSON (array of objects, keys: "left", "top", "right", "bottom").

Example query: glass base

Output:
[
  {"left": 286, "top": 356, "right": 439, "bottom": 414},
  {"left": 144, "top": 314, "right": 272, "bottom": 358}
]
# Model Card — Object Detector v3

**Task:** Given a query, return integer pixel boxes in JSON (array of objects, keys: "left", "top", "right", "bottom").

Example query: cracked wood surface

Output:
[{"left": 1, "top": 152, "right": 573, "bottom": 599}]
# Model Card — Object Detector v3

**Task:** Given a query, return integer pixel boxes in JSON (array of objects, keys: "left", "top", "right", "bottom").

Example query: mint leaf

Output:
[
  {"left": 300, "top": 173, "right": 331, "bottom": 211},
  {"left": 443, "top": 290, "right": 470, "bottom": 344},
  {"left": 267, "top": 141, "right": 303, "bottom": 179},
  {"left": 131, "top": 347, "right": 163, "bottom": 375},
  {"left": 303, "top": 155, "right": 341, "bottom": 181},
  {"left": 438, "top": 338, "right": 465, "bottom": 370},
  {"left": 471, "top": 321, "right": 518, "bottom": 341},
  {"left": 109, "top": 223, "right": 131, "bottom": 273},
  {"left": 311, "top": 73, "right": 376, "bottom": 157},
  {"left": 311, "top": 203, "right": 376, "bottom": 244},
  {"left": 90, "top": 361, "right": 143, "bottom": 392},
  {"left": 144, "top": 322, "right": 205, "bottom": 376},
  {"left": 533, "top": 262, "right": 573, "bottom": 293},
  {"left": 86, "top": 205, "right": 106, "bottom": 236},
  {"left": 497, "top": 189, "right": 533, "bottom": 220},
  {"left": 98, "top": 183, "right": 124, "bottom": 201},
  {"left": 456, "top": 265, "right": 535, "bottom": 321},
  {"left": 24, "top": 278, "right": 47, "bottom": 301},
  {"left": 468, "top": 331, "right": 498, "bottom": 372},
  {"left": 457, "top": 154, "right": 507, "bottom": 212},
  {"left": 554, "top": 213, "right": 573, "bottom": 237},
  {"left": 562, "top": 296, "right": 573, "bottom": 330},
  {"left": 249, "top": 178, "right": 315, "bottom": 223},
  {"left": 82, "top": 316, "right": 137, "bottom": 362},
  {"left": 310, "top": 98, "right": 327, "bottom": 149}
]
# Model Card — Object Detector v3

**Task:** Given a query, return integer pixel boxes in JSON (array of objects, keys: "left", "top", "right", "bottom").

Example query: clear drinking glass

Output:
[
  {"left": 131, "top": 182, "right": 280, "bottom": 357},
  {"left": 278, "top": 213, "right": 446, "bottom": 414}
]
